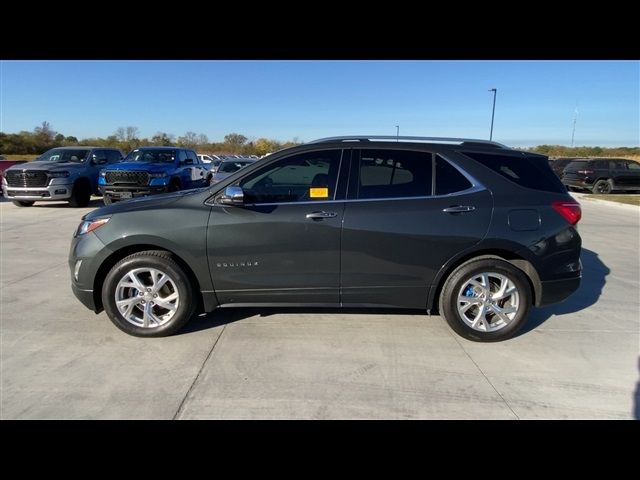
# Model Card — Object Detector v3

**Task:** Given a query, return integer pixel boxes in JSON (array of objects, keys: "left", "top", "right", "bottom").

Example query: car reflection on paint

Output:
[{"left": 210, "top": 159, "right": 256, "bottom": 184}]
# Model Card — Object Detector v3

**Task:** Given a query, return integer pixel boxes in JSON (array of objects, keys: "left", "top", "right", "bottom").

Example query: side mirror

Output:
[{"left": 219, "top": 186, "right": 244, "bottom": 206}]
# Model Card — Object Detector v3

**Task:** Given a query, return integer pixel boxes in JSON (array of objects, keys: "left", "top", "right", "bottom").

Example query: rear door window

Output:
[
  {"left": 464, "top": 151, "right": 566, "bottom": 193},
  {"left": 613, "top": 160, "right": 628, "bottom": 170},
  {"left": 593, "top": 160, "right": 609, "bottom": 170},
  {"left": 356, "top": 149, "right": 432, "bottom": 199}
]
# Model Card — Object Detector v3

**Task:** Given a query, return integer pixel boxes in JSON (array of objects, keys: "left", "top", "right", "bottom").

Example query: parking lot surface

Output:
[{"left": 1, "top": 194, "right": 638, "bottom": 419}]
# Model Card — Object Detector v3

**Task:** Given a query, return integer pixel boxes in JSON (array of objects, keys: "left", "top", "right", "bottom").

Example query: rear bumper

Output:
[
  {"left": 562, "top": 179, "right": 592, "bottom": 189},
  {"left": 537, "top": 275, "right": 581, "bottom": 306}
]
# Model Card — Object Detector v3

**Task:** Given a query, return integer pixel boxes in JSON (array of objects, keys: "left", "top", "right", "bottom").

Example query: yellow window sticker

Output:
[{"left": 309, "top": 187, "right": 329, "bottom": 198}]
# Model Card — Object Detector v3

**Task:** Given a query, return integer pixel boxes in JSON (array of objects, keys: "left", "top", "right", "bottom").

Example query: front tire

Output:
[
  {"left": 12, "top": 200, "right": 35, "bottom": 207},
  {"left": 102, "top": 250, "right": 197, "bottom": 337},
  {"left": 439, "top": 258, "right": 532, "bottom": 342},
  {"left": 168, "top": 180, "right": 181, "bottom": 192},
  {"left": 69, "top": 181, "right": 91, "bottom": 207}
]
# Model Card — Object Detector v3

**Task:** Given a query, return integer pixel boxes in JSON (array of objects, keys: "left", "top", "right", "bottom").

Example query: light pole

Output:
[
  {"left": 488, "top": 88, "right": 497, "bottom": 141},
  {"left": 395, "top": 125, "right": 399, "bottom": 141}
]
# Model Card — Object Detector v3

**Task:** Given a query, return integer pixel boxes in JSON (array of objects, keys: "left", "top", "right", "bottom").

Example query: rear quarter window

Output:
[
  {"left": 463, "top": 151, "right": 566, "bottom": 193},
  {"left": 565, "top": 160, "right": 588, "bottom": 171}
]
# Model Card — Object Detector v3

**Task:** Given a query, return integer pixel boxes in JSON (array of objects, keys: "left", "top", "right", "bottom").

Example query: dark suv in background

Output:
[
  {"left": 69, "top": 136, "right": 582, "bottom": 342},
  {"left": 562, "top": 158, "right": 640, "bottom": 194},
  {"left": 548, "top": 157, "right": 577, "bottom": 179}
]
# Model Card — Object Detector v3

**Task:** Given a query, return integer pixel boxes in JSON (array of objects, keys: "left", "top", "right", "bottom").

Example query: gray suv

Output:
[
  {"left": 69, "top": 136, "right": 582, "bottom": 342},
  {"left": 3, "top": 146, "right": 123, "bottom": 207}
]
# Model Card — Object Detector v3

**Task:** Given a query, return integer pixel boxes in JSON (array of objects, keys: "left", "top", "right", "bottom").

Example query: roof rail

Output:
[{"left": 307, "top": 136, "right": 508, "bottom": 148}]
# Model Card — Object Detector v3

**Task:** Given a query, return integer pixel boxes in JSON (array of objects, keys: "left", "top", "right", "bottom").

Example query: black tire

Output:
[
  {"left": 592, "top": 179, "right": 613, "bottom": 194},
  {"left": 168, "top": 180, "right": 181, "bottom": 192},
  {"left": 12, "top": 200, "right": 35, "bottom": 207},
  {"left": 438, "top": 258, "right": 532, "bottom": 342},
  {"left": 102, "top": 250, "right": 197, "bottom": 337},
  {"left": 69, "top": 180, "right": 91, "bottom": 207}
]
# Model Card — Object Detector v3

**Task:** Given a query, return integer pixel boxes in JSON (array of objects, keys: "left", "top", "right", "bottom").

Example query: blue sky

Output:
[{"left": 1, "top": 61, "right": 638, "bottom": 147}]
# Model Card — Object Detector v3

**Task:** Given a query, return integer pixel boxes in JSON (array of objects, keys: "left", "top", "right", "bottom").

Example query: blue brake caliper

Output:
[{"left": 464, "top": 286, "right": 475, "bottom": 297}]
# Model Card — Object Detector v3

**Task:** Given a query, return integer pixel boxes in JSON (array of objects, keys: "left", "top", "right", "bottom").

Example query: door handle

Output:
[
  {"left": 442, "top": 205, "right": 476, "bottom": 213},
  {"left": 306, "top": 211, "right": 337, "bottom": 219}
]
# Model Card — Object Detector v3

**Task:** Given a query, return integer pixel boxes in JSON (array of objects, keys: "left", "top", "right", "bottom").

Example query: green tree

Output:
[
  {"left": 177, "top": 131, "right": 199, "bottom": 148},
  {"left": 223, "top": 133, "right": 248, "bottom": 151},
  {"left": 151, "top": 132, "right": 175, "bottom": 146},
  {"left": 254, "top": 138, "right": 279, "bottom": 156}
]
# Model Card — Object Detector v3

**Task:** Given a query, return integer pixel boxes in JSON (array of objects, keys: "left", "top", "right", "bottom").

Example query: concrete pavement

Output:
[{"left": 1, "top": 194, "right": 638, "bottom": 419}]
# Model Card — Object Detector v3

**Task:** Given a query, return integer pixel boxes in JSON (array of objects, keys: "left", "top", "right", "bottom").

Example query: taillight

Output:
[
  {"left": 552, "top": 201, "right": 581, "bottom": 225},
  {"left": 577, "top": 170, "right": 594, "bottom": 174}
]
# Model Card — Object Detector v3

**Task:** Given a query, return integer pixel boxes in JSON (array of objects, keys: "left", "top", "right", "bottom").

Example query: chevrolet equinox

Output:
[{"left": 69, "top": 136, "right": 582, "bottom": 342}]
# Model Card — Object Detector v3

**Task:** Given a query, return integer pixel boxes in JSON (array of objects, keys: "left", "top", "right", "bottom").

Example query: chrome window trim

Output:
[
  {"left": 206, "top": 150, "right": 486, "bottom": 207},
  {"left": 210, "top": 185, "right": 486, "bottom": 208}
]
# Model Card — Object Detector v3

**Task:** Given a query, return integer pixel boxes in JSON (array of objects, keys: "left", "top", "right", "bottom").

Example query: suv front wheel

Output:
[
  {"left": 102, "top": 250, "right": 197, "bottom": 337},
  {"left": 439, "top": 258, "right": 532, "bottom": 342}
]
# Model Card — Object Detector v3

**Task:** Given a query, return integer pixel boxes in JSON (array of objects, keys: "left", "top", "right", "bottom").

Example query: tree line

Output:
[
  {"left": 526, "top": 144, "right": 639, "bottom": 158},
  {"left": 2, "top": 122, "right": 638, "bottom": 159},
  {"left": 0, "top": 122, "right": 302, "bottom": 157}
]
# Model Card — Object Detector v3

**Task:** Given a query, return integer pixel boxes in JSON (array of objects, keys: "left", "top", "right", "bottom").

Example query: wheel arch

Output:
[
  {"left": 92, "top": 244, "right": 204, "bottom": 313},
  {"left": 428, "top": 248, "right": 541, "bottom": 313}
]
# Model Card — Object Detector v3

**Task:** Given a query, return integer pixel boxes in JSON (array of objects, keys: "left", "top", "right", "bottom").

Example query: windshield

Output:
[
  {"left": 219, "top": 161, "right": 252, "bottom": 173},
  {"left": 124, "top": 149, "right": 176, "bottom": 163},
  {"left": 35, "top": 148, "right": 90, "bottom": 163}
]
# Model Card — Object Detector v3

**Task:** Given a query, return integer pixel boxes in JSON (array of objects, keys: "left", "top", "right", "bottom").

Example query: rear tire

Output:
[
  {"left": 12, "top": 200, "right": 35, "bottom": 207},
  {"left": 69, "top": 180, "right": 91, "bottom": 207},
  {"left": 592, "top": 179, "right": 613, "bottom": 194},
  {"left": 102, "top": 250, "right": 197, "bottom": 337},
  {"left": 439, "top": 258, "right": 532, "bottom": 342}
]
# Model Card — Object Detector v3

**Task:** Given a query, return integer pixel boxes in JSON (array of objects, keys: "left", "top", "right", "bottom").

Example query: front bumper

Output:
[
  {"left": 99, "top": 185, "right": 168, "bottom": 200},
  {"left": 71, "top": 283, "right": 97, "bottom": 311},
  {"left": 5, "top": 183, "right": 73, "bottom": 200},
  {"left": 69, "top": 229, "right": 110, "bottom": 313}
]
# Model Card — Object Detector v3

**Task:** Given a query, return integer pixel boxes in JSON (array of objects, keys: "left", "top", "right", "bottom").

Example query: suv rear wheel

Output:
[
  {"left": 592, "top": 179, "right": 613, "bottom": 194},
  {"left": 102, "top": 250, "right": 197, "bottom": 337},
  {"left": 439, "top": 258, "right": 532, "bottom": 342}
]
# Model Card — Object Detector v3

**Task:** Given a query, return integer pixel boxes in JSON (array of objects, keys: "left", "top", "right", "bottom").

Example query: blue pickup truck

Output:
[{"left": 99, "top": 147, "right": 212, "bottom": 204}]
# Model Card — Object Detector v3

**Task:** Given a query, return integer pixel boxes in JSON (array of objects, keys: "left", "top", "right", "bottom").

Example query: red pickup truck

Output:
[{"left": 1, "top": 159, "right": 29, "bottom": 197}]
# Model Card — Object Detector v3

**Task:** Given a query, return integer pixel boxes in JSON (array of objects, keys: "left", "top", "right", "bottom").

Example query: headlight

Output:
[
  {"left": 100, "top": 171, "right": 107, "bottom": 177},
  {"left": 76, "top": 217, "right": 110, "bottom": 236},
  {"left": 148, "top": 172, "right": 168, "bottom": 178},
  {"left": 49, "top": 171, "right": 70, "bottom": 178}
]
